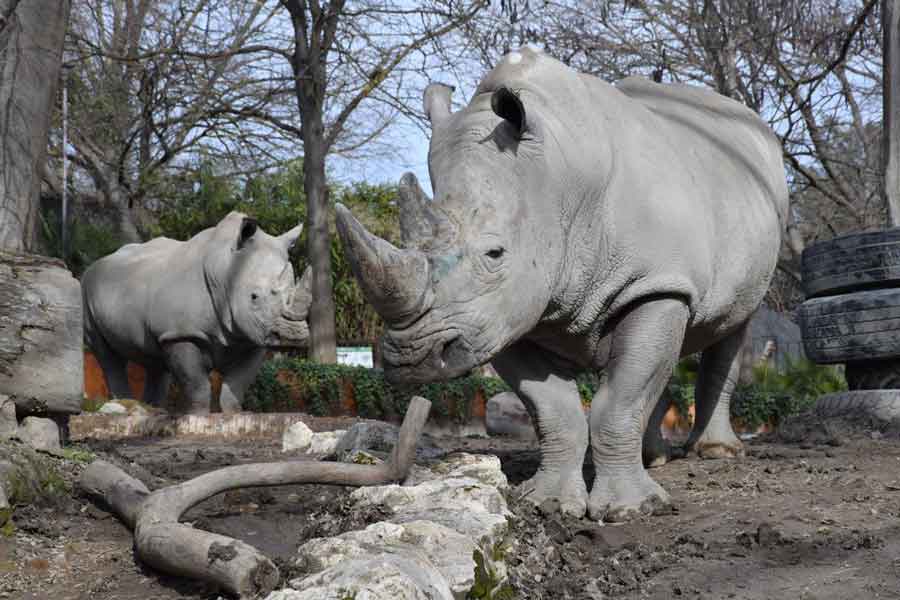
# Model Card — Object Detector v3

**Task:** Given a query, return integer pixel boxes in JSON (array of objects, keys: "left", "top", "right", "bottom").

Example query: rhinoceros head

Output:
[
  {"left": 337, "top": 51, "right": 570, "bottom": 382},
  {"left": 204, "top": 212, "right": 309, "bottom": 347}
]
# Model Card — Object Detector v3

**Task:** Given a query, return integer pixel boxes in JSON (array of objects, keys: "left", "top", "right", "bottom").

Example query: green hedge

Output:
[
  {"left": 245, "top": 357, "right": 510, "bottom": 422},
  {"left": 730, "top": 357, "right": 846, "bottom": 428},
  {"left": 245, "top": 356, "right": 846, "bottom": 428}
]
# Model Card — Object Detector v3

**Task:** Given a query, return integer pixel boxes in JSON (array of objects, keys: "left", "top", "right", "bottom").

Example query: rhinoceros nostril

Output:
[{"left": 440, "top": 336, "right": 468, "bottom": 369}]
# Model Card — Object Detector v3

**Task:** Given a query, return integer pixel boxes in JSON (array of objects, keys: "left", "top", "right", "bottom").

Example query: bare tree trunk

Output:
[
  {"left": 0, "top": 0, "right": 70, "bottom": 252},
  {"left": 303, "top": 115, "right": 338, "bottom": 363},
  {"left": 885, "top": 0, "right": 900, "bottom": 226}
]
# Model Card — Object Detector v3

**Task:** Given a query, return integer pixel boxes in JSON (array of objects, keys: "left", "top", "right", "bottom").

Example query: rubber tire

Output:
[
  {"left": 801, "top": 228, "right": 900, "bottom": 299},
  {"left": 799, "top": 288, "right": 900, "bottom": 364},
  {"left": 845, "top": 360, "right": 900, "bottom": 390},
  {"left": 815, "top": 390, "right": 900, "bottom": 422}
]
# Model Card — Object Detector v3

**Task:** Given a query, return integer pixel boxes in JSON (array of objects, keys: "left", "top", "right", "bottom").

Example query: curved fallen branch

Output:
[{"left": 79, "top": 396, "right": 431, "bottom": 599}]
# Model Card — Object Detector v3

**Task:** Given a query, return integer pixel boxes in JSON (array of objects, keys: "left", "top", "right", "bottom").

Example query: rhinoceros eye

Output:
[
  {"left": 485, "top": 247, "right": 505, "bottom": 260},
  {"left": 251, "top": 293, "right": 259, "bottom": 301}
]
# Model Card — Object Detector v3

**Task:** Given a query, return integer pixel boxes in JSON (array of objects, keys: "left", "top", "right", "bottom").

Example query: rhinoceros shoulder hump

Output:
[{"left": 615, "top": 76, "right": 760, "bottom": 123}]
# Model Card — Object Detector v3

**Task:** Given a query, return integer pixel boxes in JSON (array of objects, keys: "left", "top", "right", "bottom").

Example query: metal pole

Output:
[
  {"left": 61, "top": 71, "right": 68, "bottom": 259},
  {"left": 885, "top": 0, "right": 900, "bottom": 226}
]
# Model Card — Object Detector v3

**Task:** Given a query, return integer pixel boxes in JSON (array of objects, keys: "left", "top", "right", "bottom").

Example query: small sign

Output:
[{"left": 337, "top": 346, "right": 374, "bottom": 368}]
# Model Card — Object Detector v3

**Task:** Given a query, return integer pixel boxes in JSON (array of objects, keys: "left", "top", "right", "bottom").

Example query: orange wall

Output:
[{"left": 84, "top": 351, "right": 147, "bottom": 401}]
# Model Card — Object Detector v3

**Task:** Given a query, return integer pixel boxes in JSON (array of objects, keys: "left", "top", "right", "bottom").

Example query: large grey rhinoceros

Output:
[
  {"left": 82, "top": 212, "right": 312, "bottom": 414},
  {"left": 335, "top": 48, "right": 788, "bottom": 521}
]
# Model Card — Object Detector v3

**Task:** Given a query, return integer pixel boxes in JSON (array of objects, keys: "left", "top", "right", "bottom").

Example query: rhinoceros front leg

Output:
[
  {"left": 163, "top": 341, "right": 213, "bottom": 415},
  {"left": 491, "top": 341, "right": 589, "bottom": 517},
  {"left": 219, "top": 349, "right": 266, "bottom": 414},
  {"left": 588, "top": 299, "right": 689, "bottom": 522},
  {"left": 686, "top": 322, "right": 747, "bottom": 459}
]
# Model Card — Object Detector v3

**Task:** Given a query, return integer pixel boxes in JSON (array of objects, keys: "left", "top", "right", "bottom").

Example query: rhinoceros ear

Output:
[
  {"left": 237, "top": 217, "right": 258, "bottom": 250},
  {"left": 491, "top": 86, "right": 526, "bottom": 137},
  {"left": 423, "top": 82, "right": 454, "bottom": 127},
  {"left": 278, "top": 223, "right": 304, "bottom": 252}
]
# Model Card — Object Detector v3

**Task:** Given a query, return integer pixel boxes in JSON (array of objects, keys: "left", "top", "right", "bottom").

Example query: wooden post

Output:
[{"left": 884, "top": 0, "right": 900, "bottom": 226}]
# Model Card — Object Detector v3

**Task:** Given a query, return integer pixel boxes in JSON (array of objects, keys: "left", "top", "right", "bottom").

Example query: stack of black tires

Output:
[{"left": 800, "top": 229, "right": 900, "bottom": 391}]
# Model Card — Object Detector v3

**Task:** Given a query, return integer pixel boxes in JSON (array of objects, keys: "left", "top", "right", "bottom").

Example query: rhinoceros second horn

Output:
[{"left": 335, "top": 203, "right": 432, "bottom": 326}]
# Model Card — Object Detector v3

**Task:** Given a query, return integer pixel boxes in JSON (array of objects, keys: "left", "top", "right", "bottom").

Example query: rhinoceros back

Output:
[
  {"left": 615, "top": 76, "right": 788, "bottom": 225},
  {"left": 82, "top": 235, "right": 204, "bottom": 363},
  {"left": 613, "top": 76, "right": 789, "bottom": 339}
]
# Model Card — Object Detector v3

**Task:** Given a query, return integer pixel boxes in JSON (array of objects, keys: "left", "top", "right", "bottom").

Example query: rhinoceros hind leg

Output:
[
  {"left": 219, "top": 349, "right": 267, "bottom": 414},
  {"left": 686, "top": 322, "right": 747, "bottom": 459},
  {"left": 588, "top": 299, "right": 688, "bottom": 522},
  {"left": 143, "top": 369, "right": 172, "bottom": 408},
  {"left": 163, "top": 341, "right": 213, "bottom": 415},
  {"left": 491, "top": 342, "right": 589, "bottom": 518},
  {"left": 94, "top": 347, "right": 131, "bottom": 400},
  {"left": 642, "top": 390, "right": 676, "bottom": 469}
]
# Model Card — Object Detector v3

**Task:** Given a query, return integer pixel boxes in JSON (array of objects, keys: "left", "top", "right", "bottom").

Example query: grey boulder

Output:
[
  {"left": 485, "top": 392, "right": 535, "bottom": 439},
  {"left": 0, "top": 253, "right": 82, "bottom": 415},
  {"left": 336, "top": 421, "right": 444, "bottom": 462},
  {"left": 0, "top": 396, "right": 17, "bottom": 441}
]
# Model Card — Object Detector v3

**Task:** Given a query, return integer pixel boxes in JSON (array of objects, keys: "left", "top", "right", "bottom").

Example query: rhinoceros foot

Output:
[
  {"left": 587, "top": 470, "right": 671, "bottom": 523},
  {"left": 643, "top": 442, "right": 690, "bottom": 469},
  {"left": 518, "top": 467, "right": 588, "bottom": 518},
  {"left": 692, "top": 439, "right": 745, "bottom": 460}
]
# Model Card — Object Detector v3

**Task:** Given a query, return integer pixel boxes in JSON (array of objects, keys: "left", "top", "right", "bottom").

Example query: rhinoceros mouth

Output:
[
  {"left": 265, "top": 317, "right": 310, "bottom": 348},
  {"left": 380, "top": 323, "right": 489, "bottom": 384}
]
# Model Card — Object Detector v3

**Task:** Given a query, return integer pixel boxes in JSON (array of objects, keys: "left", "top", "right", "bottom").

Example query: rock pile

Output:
[{"left": 265, "top": 453, "right": 511, "bottom": 600}]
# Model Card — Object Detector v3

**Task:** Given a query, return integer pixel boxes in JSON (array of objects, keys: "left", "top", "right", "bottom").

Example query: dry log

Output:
[{"left": 79, "top": 396, "right": 431, "bottom": 599}]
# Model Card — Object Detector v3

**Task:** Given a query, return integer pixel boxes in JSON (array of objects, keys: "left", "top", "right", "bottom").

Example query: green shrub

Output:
[
  {"left": 731, "top": 357, "right": 846, "bottom": 428},
  {"left": 668, "top": 355, "right": 699, "bottom": 419},
  {"left": 245, "top": 358, "right": 510, "bottom": 422},
  {"left": 40, "top": 210, "right": 124, "bottom": 277}
]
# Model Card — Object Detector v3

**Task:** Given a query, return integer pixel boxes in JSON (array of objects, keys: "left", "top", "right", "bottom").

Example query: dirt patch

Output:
[{"left": 4, "top": 412, "right": 900, "bottom": 599}]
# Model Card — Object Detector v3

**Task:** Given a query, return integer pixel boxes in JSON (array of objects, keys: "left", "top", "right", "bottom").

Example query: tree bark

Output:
[
  {"left": 79, "top": 396, "right": 431, "bottom": 599},
  {"left": 303, "top": 116, "right": 338, "bottom": 363},
  {"left": 0, "top": 0, "right": 70, "bottom": 252},
  {"left": 884, "top": 0, "right": 900, "bottom": 226}
]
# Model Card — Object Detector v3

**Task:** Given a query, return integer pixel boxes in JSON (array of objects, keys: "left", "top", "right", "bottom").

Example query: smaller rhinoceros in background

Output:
[{"left": 82, "top": 212, "right": 312, "bottom": 414}]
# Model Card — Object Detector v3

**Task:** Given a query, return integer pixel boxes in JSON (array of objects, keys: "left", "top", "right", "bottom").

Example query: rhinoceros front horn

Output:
[{"left": 335, "top": 203, "right": 432, "bottom": 326}]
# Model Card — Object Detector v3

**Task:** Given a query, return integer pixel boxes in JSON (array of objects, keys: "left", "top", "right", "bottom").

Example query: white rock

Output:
[
  {"left": 98, "top": 401, "right": 128, "bottom": 415},
  {"left": 307, "top": 430, "right": 346, "bottom": 455},
  {"left": 282, "top": 421, "right": 314, "bottom": 452},
  {"left": 353, "top": 477, "right": 508, "bottom": 515},
  {"left": 405, "top": 453, "right": 508, "bottom": 490},
  {"left": 391, "top": 506, "right": 509, "bottom": 544},
  {"left": 130, "top": 404, "right": 150, "bottom": 416},
  {"left": 17, "top": 417, "right": 60, "bottom": 452},
  {"left": 285, "top": 554, "right": 454, "bottom": 600},
  {"left": 351, "top": 476, "right": 510, "bottom": 544},
  {"left": 0, "top": 395, "right": 17, "bottom": 440},
  {"left": 295, "top": 520, "right": 476, "bottom": 598}
]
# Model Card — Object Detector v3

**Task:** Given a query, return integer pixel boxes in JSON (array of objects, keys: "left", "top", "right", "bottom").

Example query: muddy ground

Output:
[{"left": 3, "top": 412, "right": 900, "bottom": 599}]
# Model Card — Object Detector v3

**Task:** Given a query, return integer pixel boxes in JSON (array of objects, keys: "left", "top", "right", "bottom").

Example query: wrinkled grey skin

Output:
[
  {"left": 83, "top": 212, "right": 312, "bottom": 414},
  {"left": 336, "top": 48, "right": 788, "bottom": 522}
]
